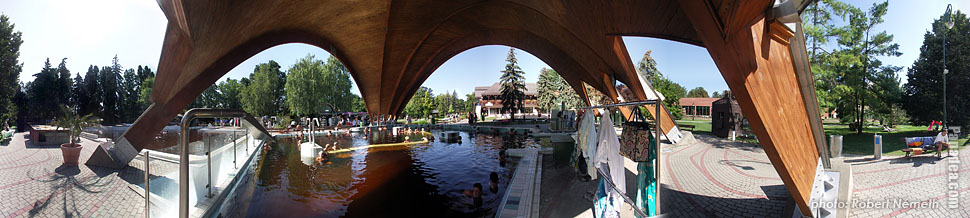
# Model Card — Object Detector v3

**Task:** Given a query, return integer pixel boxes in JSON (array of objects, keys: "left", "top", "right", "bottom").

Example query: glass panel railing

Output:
[{"left": 132, "top": 109, "right": 273, "bottom": 218}]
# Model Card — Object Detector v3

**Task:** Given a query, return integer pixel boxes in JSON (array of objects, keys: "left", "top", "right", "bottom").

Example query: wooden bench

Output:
[{"left": 678, "top": 124, "right": 695, "bottom": 131}]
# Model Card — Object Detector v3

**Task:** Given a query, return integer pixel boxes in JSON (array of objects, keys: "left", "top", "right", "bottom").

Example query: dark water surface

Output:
[{"left": 239, "top": 130, "right": 538, "bottom": 217}]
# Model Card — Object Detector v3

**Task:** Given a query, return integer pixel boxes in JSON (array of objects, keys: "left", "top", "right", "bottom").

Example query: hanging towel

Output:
[
  {"left": 595, "top": 109, "right": 624, "bottom": 195},
  {"left": 578, "top": 109, "right": 598, "bottom": 180}
]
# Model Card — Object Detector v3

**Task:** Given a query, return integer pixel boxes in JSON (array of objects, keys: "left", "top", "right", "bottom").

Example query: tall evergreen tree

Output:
[
  {"left": 120, "top": 68, "right": 141, "bottom": 123},
  {"left": 903, "top": 10, "right": 970, "bottom": 126},
  {"left": 637, "top": 50, "right": 684, "bottom": 119},
  {"left": 70, "top": 73, "right": 85, "bottom": 113},
  {"left": 0, "top": 14, "right": 22, "bottom": 123},
  {"left": 499, "top": 48, "right": 526, "bottom": 119},
  {"left": 537, "top": 68, "right": 582, "bottom": 111},
  {"left": 82, "top": 65, "right": 101, "bottom": 117},
  {"left": 99, "top": 56, "right": 123, "bottom": 125},
  {"left": 637, "top": 50, "right": 663, "bottom": 82},
  {"left": 55, "top": 58, "right": 72, "bottom": 106},
  {"left": 27, "top": 59, "right": 59, "bottom": 121}
]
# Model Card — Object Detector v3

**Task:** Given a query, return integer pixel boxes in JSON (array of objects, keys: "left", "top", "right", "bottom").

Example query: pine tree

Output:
[
  {"left": 0, "top": 14, "right": 22, "bottom": 123},
  {"left": 499, "top": 48, "right": 526, "bottom": 120}
]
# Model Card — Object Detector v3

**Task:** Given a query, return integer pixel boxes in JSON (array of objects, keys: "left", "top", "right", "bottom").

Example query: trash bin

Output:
[
  {"left": 949, "top": 126, "right": 961, "bottom": 141},
  {"left": 830, "top": 135, "right": 843, "bottom": 158},
  {"left": 873, "top": 134, "right": 882, "bottom": 160}
]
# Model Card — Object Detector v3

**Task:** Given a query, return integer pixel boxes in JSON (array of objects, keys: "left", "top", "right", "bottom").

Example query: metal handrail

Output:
[
  {"left": 180, "top": 109, "right": 275, "bottom": 218},
  {"left": 595, "top": 167, "right": 649, "bottom": 218}
]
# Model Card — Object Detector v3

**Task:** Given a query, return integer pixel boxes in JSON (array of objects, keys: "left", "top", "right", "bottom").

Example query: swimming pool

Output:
[{"left": 231, "top": 129, "right": 538, "bottom": 217}]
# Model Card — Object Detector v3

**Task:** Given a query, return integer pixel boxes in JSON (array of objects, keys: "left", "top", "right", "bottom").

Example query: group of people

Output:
[{"left": 462, "top": 172, "right": 500, "bottom": 207}]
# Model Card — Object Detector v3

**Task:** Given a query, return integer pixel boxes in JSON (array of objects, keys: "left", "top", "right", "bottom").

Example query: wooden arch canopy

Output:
[{"left": 111, "top": 0, "right": 825, "bottom": 215}]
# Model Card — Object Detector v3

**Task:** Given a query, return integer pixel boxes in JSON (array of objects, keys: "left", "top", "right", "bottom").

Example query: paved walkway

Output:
[
  {"left": 660, "top": 134, "right": 790, "bottom": 217},
  {"left": 660, "top": 134, "right": 970, "bottom": 218},
  {"left": 843, "top": 150, "right": 970, "bottom": 218},
  {"left": 0, "top": 132, "right": 144, "bottom": 218}
]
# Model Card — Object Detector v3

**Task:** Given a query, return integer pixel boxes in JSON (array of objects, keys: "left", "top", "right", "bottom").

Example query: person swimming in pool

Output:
[
  {"left": 463, "top": 183, "right": 483, "bottom": 198},
  {"left": 489, "top": 172, "right": 499, "bottom": 193}
]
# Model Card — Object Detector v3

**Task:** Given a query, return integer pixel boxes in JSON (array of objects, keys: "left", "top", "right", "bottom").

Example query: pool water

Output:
[{"left": 236, "top": 130, "right": 538, "bottom": 217}]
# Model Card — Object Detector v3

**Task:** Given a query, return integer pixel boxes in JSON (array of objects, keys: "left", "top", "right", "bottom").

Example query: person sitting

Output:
[
  {"left": 489, "top": 172, "right": 499, "bottom": 193},
  {"left": 463, "top": 183, "right": 483, "bottom": 199},
  {"left": 935, "top": 130, "right": 950, "bottom": 158}
]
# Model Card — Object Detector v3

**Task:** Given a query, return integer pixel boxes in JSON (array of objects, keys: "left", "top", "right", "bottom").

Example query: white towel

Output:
[{"left": 595, "top": 109, "right": 625, "bottom": 195}]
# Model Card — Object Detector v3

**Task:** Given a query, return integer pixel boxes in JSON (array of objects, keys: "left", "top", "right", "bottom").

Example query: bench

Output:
[
  {"left": 901, "top": 136, "right": 948, "bottom": 158},
  {"left": 678, "top": 124, "right": 695, "bottom": 131}
]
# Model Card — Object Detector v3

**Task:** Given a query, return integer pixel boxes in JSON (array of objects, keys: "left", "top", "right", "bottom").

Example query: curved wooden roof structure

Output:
[{"left": 99, "top": 0, "right": 828, "bottom": 216}]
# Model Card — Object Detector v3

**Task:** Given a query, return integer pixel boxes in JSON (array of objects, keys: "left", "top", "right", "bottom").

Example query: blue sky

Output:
[{"left": 3, "top": 0, "right": 967, "bottom": 97}]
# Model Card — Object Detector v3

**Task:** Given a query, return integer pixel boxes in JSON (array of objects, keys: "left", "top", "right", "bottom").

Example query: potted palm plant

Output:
[{"left": 55, "top": 105, "right": 99, "bottom": 165}]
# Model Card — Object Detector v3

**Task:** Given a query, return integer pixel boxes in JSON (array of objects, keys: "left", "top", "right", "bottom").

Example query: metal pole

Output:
[
  {"left": 144, "top": 150, "right": 150, "bottom": 218},
  {"left": 942, "top": 16, "right": 953, "bottom": 131},
  {"left": 233, "top": 130, "right": 237, "bottom": 168},
  {"left": 207, "top": 131, "right": 211, "bottom": 198},
  {"left": 655, "top": 101, "right": 661, "bottom": 214}
]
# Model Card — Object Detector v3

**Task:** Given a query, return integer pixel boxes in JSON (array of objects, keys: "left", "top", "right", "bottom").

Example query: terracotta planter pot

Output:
[{"left": 60, "top": 143, "right": 82, "bottom": 165}]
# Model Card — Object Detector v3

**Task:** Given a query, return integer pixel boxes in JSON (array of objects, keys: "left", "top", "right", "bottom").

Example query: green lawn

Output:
[
  {"left": 824, "top": 124, "right": 968, "bottom": 156},
  {"left": 676, "top": 120, "right": 712, "bottom": 134},
  {"left": 673, "top": 120, "right": 969, "bottom": 156}
]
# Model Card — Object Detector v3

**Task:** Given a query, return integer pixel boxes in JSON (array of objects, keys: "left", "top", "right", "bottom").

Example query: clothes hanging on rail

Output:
[
  {"left": 594, "top": 170, "right": 621, "bottom": 218},
  {"left": 595, "top": 109, "right": 624, "bottom": 195},
  {"left": 620, "top": 122, "right": 658, "bottom": 217},
  {"left": 576, "top": 109, "right": 598, "bottom": 180}
]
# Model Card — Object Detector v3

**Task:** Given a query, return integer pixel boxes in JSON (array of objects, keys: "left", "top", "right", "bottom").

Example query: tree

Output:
[
  {"left": 285, "top": 54, "right": 327, "bottom": 116},
  {"left": 403, "top": 86, "right": 435, "bottom": 117},
  {"left": 0, "top": 14, "right": 22, "bottom": 123},
  {"left": 28, "top": 59, "right": 61, "bottom": 121},
  {"left": 903, "top": 10, "right": 969, "bottom": 127},
  {"left": 135, "top": 66, "right": 155, "bottom": 111},
  {"left": 98, "top": 57, "right": 123, "bottom": 125},
  {"left": 189, "top": 85, "right": 220, "bottom": 109},
  {"left": 651, "top": 75, "right": 686, "bottom": 120},
  {"left": 637, "top": 50, "right": 663, "bottom": 82},
  {"left": 82, "top": 66, "right": 101, "bottom": 117},
  {"left": 711, "top": 91, "right": 722, "bottom": 98},
  {"left": 537, "top": 68, "right": 583, "bottom": 112},
  {"left": 55, "top": 58, "right": 72, "bottom": 109},
  {"left": 119, "top": 68, "right": 141, "bottom": 123},
  {"left": 686, "top": 87, "right": 709, "bottom": 98},
  {"left": 464, "top": 94, "right": 476, "bottom": 114},
  {"left": 350, "top": 94, "right": 366, "bottom": 112},
  {"left": 637, "top": 50, "right": 685, "bottom": 120},
  {"left": 803, "top": 0, "right": 852, "bottom": 115},
  {"left": 499, "top": 48, "right": 526, "bottom": 119},
  {"left": 242, "top": 61, "right": 285, "bottom": 116},
  {"left": 835, "top": 2, "right": 901, "bottom": 133},
  {"left": 217, "top": 78, "right": 243, "bottom": 110},
  {"left": 319, "top": 56, "right": 355, "bottom": 112},
  {"left": 70, "top": 73, "right": 83, "bottom": 111},
  {"left": 138, "top": 75, "right": 154, "bottom": 112}
]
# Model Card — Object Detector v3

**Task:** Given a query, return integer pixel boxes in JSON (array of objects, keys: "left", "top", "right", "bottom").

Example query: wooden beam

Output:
[{"left": 680, "top": 1, "right": 821, "bottom": 215}]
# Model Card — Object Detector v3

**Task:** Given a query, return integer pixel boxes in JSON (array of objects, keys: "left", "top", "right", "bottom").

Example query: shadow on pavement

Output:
[{"left": 28, "top": 164, "right": 112, "bottom": 218}]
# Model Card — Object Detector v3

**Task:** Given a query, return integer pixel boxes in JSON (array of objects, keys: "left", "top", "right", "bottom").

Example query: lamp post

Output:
[{"left": 943, "top": 4, "right": 954, "bottom": 129}]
